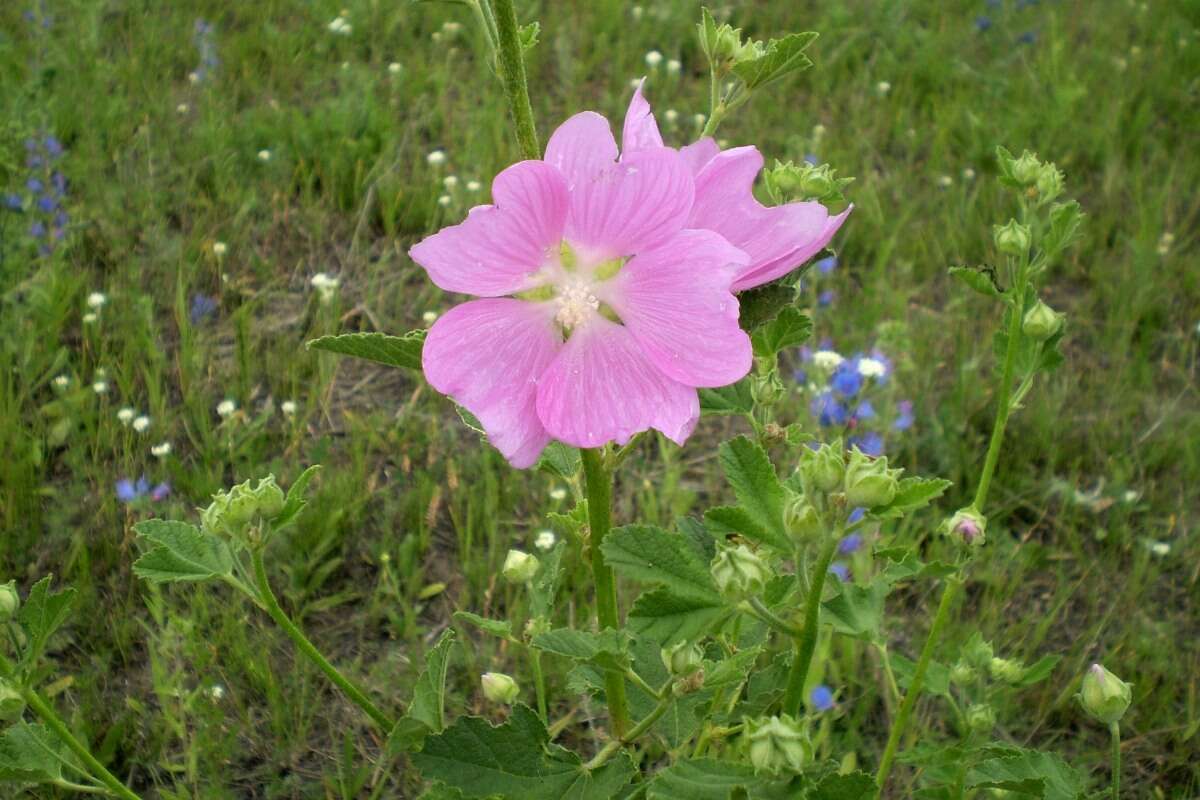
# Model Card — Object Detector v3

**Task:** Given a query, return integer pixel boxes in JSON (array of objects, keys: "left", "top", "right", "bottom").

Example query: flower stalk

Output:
[
  {"left": 781, "top": 534, "right": 840, "bottom": 715},
  {"left": 490, "top": 0, "right": 540, "bottom": 161},
  {"left": 1109, "top": 721, "right": 1121, "bottom": 800}
]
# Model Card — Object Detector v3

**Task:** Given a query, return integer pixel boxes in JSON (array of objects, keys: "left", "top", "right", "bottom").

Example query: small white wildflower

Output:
[
  {"left": 466, "top": 179, "right": 481, "bottom": 192},
  {"left": 132, "top": 415, "right": 151, "bottom": 433},
  {"left": 1129, "top": 45, "right": 1141, "bottom": 57},
  {"left": 82, "top": 312, "right": 98, "bottom": 324},
  {"left": 645, "top": 50, "right": 663, "bottom": 68},
  {"left": 388, "top": 62, "right": 402, "bottom": 74},
  {"left": 876, "top": 81, "right": 892, "bottom": 96},
  {"left": 812, "top": 123, "right": 827, "bottom": 139},
  {"left": 117, "top": 407, "right": 135, "bottom": 425},
  {"left": 52, "top": 374, "right": 70, "bottom": 389},
  {"left": 427, "top": 149, "right": 446, "bottom": 166},
  {"left": 151, "top": 441, "right": 172, "bottom": 458},
  {"left": 813, "top": 350, "right": 844, "bottom": 370},
  {"left": 548, "top": 486, "right": 568, "bottom": 502},
  {"left": 257, "top": 149, "right": 272, "bottom": 162},
  {"left": 340, "top": 61, "right": 350, "bottom": 71},
  {"left": 92, "top": 381, "right": 109, "bottom": 395},
  {"left": 857, "top": 357, "right": 887, "bottom": 378},
  {"left": 936, "top": 174, "right": 953, "bottom": 188},
  {"left": 310, "top": 273, "right": 341, "bottom": 302},
  {"left": 1156, "top": 232, "right": 1174, "bottom": 256},
  {"left": 631, "top": 5, "right": 644, "bottom": 20},
  {"left": 534, "top": 530, "right": 557, "bottom": 551},
  {"left": 629, "top": 77, "right": 642, "bottom": 90},
  {"left": 212, "top": 241, "right": 227, "bottom": 256},
  {"left": 443, "top": 175, "right": 459, "bottom": 189},
  {"left": 209, "top": 684, "right": 226, "bottom": 701},
  {"left": 87, "top": 292, "right": 108, "bottom": 310},
  {"left": 1149, "top": 541, "right": 1170, "bottom": 557},
  {"left": 664, "top": 108, "right": 679, "bottom": 124},
  {"left": 328, "top": 16, "right": 350, "bottom": 34},
  {"left": 1122, "top": 489, "right": 1140, "bottom": 503},
  {"left": 422, "top": 310, "right": 438, "bottom": 325},
  {"left": 438, "top": 194, "right": 452, "bottom": 207},
  {"left": 666, "top": 58, "right": 681, "bottom": 74},
  {"left": 187, "top": 71, "right": 201, "bottom": 85},
  {"left": 693, "top": 113, "right": 706, "bottom": 129},
  {"left": 216, "top": 399, "right": 237, "bottom": 418},
  {"left": 962, "top": 167, "right": 977, "bottom": 181},
  {"left": 281, "top": 400, "right": 297, "bottom": 416},
  {"left": 176, "top": 103, "right": 189, "bottom": 114}
]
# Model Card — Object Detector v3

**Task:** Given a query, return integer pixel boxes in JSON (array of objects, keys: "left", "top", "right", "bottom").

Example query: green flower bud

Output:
[
  {"left": 0, "top": 681, "right": 25, "bottom": 722},
  {"left": 223, "top": 480, "right": 260, "bottom": 529},
  {"left": 1021, "top": 300, "right": 1062, "bottom": 342},
  {"left": 966, "top": 703, "right": 996, "bottom": 733},
  {"left": 672, "top": 669, "right": 706, "bottom": 696},
  {"left": 1035, "top": 163, "right": 1064, "bottom": 200},
  {"left": 785, "top": 498, "right": 822, "bottom": 542},
  {"left": 843, "top": 448, "right": 902, "bottom": 508},
  {"left": 200, "top": 492, "right": 230, "bottom": 536},
  {"left": 751, "top": 371, "right": 784, "bottom": 407},
  {"left": 0, "top": 581, "right": 19, "bottom": 622},
  {"left": 963, "top": 634, "right": 994, "bottom": 670},
  {"left": 746, "top": 714, "right": 811, "bottom": 774},
  {"left": 711, "top": 544, "right": 772, "bottom": 600},
  {"left": 501, "top": 549, "right": 539, "bottom": 584},
  {"left": 989, "top": 657, "right": 1025, "bottom": 684},
  {"left": 1010, "top": 151, "right": 1042, "bottom": 186},
  {"left": 801, "top": 442, "right": 845, "bottom": 496},
  {"left": 1080, "top": 663, "right": 1132, "bottom": 724},
  {"left": 662, "top": 641, "right": 704, "bottom": 677},
  {"left": 950, "top": 661, "right": 977, "bottom": 687},
  {"left": 994, "top": 220, "right": 1032, "bottom": 257},
  {"left": 253, "top": 475, "right": 286, "bottom": 519},
  {"left": 942, "top": 506, "right": 987, "bottom": 548},
  {"left": 480, "top": 672, "right": 519, "bottom": 705}
]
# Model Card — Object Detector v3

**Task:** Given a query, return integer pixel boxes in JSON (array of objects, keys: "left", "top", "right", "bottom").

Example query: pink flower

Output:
[{"left": 411, "top": 86, "right": 848, "bottom": 467}]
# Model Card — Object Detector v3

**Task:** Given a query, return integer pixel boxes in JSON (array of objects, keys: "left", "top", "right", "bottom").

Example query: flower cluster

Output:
[
  {"left": 796, "top": 345, "right": 912, "bottom": 457},
  {"left": 3, "top": 134, "right": 69, "bottom": 256}
]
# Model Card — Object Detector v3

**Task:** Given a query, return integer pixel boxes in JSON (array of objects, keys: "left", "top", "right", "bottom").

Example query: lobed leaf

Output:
[
  {"left": 751, "top": 306, "right": 812, "bottom": 359},
  {"left": 699, "top": 379, "right": 754, "bottom": 417},
  {"left": 732, "top": 32, "right": 819, "bottom": 91},
  {"left": 716, "top": 437, "right": 791, "bottom": 551},
  {"left": 17, "top": 576, "right": 76, "bottom": 664},
  {"left": 132, "top": 520, "right": 234, "bottom": 584},
  {"left": 307, "top": 329, "right": 426, "bottom": 371}
]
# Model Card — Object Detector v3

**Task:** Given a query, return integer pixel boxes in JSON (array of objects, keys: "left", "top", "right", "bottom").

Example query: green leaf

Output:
[
  {"left": 699, "top": 379, "right": 754, "bottom": 417},
  {"left": 274, "top": 464, "right": 321, "bottom": 530},
  {"left": 1016, "top": 654, "right": 1062, "bottom": 687},
  {"left": 870, "top": 477, "right": 953, "bottom": 520},
  {"left": 132, "top": 520, "right": 234, "bottom": 584},
  {"left": 407, "top": 629, "right": 456, "bottom": 734},
  {"left": 949, "top": 266, "right": 1003, "bottom": 298},
  {"left": 646, "top": 758, "right": 764, "bottom": 799},
  {"left": 1042, "top": 200, "right": 1084, "bottom": 261},
  {"left": 307, "top": 330, "right": 426, "bottom": 371},
  {"left": 875, "top": 548, "right": 957, "bottom": 585},
  {"left": 891, "top": 654, "right": 951, "bottom": 697},
  {"left": 601, "top": 525, "right": 721, "bottom": 603},
  {"left": 966, "top": 746, "right": 1086, "bottom": 800},
  {"left": 532, "top": 628, "right": 631, "bottom": 672},
  {"left": 821, "top": 581, "right": 888, "bottom": 642},
  {"left": 413, "top": 704, "right": 635, "bottom": 799},
  {"left": 751, "top": 306, "right": 812, "bottom": 359},
  {"left": 702, "top": 646, "right": 763, "bottom": 690},
  {"left": 519, "top": 21, "right": 540, "bottom": 53},
  {"left": 810, "top": 770, "right": 879, "bottom": 800},
  {"left": 732, "top": 32, "right": 819, "bottom": 91},
  {"left": 716, "top": 437, "right": 791, "bottom": 551},
  {"left": 536, "top": 443, "right": 580, "bottom": 481},
  {"left": 737, "top": 279, "right": 796, "bottom": 331},
  {"left": 17, "top": 576, "right": 76, "bottom": 664},
  {"left": 628, "top": 588, "right": 731, "bottom": 646},
  {"left": 453, "top": 611, "right": 513, "bottom": 640},
  {"left": 529, "top": 540, "right": 566, "bottom": 620},
  {"left": 0, "top": 722, "right": 69, "bottom": 783}
]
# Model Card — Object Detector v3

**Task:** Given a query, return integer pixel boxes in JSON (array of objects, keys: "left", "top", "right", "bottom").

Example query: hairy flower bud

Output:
[
  {"left": 942, "top": 506, "right": 987, "bottom": 548},
  {"left": 994, "top": 220, "right": 1032, "bottom": 257},
  {"left": 662, "top": 641, "right": 704, "bottom": 677},
  {"left": 672, "top": 669, "right": 706, "bottom": 696},
  {"left": 0, "top": 581, "right": 19, "bottom": 622},
  {"left": 785, "top": 498, "right": 822, "bottom": 542},
  {"left": 480, "top": 672, "right": 519, "bottom": 705},
  {"left": 989, "top": 657, "right": 1025, "bottom": 684},
  {"left": 801, "top": 442, "right": 846, "bottom": 496},
  {"left": 963, "top": 635, "right": 994, "bottom": 670},
  {"left": 501, "top": 549, "right": 539, "bottom": 584},
  {"left": 1036, "top": 163, "right": 1064, "bottom": 200},
  {"left": 253, "top": 475, "right": 286, "bottom": 519},
  {"left": 843, "top": 448, "right": 902, "bottom": 508},
  {"left": 966, "top": 703, "right": 997, "bottom": 733},
  {"left": 1010, "top": 151, "right": 1042, "bottom": 186},
  {"left": 711, "top": 545, "right": 772, "bottom": 600},
  {"left": 746, "top": 714, "right": 811, "bottom": 774},
  {"left": 0, "top": 681, "right": 25, "bottom": 722},
  {"left": 1021, "top": 300, "right": 1062, "bottom": 342},
  {"left": 1080, "top": 664, "right": 1132, "bottom": 724},
  {"left": 950, "top": 661, "right": 977, "bottom": 687}
]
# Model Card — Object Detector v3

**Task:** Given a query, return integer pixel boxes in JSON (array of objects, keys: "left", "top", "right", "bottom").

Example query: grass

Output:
[{"left": 0, "top": 0, "right": 1197, "bottom": 796}]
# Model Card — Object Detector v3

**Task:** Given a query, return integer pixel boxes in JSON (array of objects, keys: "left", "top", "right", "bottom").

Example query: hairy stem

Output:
[
  {"left": 1110, "top": 721, "right": 1121, "bottom": 800},
  {"left": 491, "top": 0, "right": 540, "bottom": 160},
  {"left": 782, "top": 535, "right": 839, "bottom": 715},
  {"left": 581, "top": 448, "right": 630, "bottom": 738},
  {"left": 584, "top": 691, "right": 673, "bottom": 772},
  {"left": 529, "top": 646, "right": 547, "bottom": 723},
  {"left": 747, "top": 596, "right": 803, "bottom": 638},
  {"left": 251, "top": 549, "right": 395, "bottom": 732}
]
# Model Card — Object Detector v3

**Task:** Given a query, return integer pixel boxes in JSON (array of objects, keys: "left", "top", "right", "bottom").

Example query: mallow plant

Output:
[{"left": 0, "top": 3, "right": 1117, "bottom": 799}]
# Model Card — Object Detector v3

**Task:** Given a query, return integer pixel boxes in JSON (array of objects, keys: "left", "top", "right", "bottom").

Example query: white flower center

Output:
[{"left": 554, "top": 278, "right": 599, "bottom": 328}]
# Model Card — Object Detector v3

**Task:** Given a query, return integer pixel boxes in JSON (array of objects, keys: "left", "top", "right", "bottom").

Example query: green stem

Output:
[
  {"left": 52, "top": 778, "right": 110, "bottom": 795},
  {"left": 529, "top": 646, "right": 547, "bottom": 723},
  {"left": 782, "top": 535, "right": 840, "bottom": 715},
  {"left": 747, "top": 597, "right": 803, "bottom": 638},
  {"left": 491, "top": 0, "right": 540, "bottom": 161},
  {"left": 469, "top": 0, "right": 499, "bottom": 54},
  {"left": 581, "top": 448, "right": 630, "bottom": 738},
  {"left": 874, "top": 577, "right": 962, "bottom": 792},
  {"left": 584, "top": 691, "right": 673, "bottom": 771},
  {"left": 701, "top": 65, "right": 723, "bottom": 138},
  {"left": 1109, "top": 721, "right": 1121, "bottom": 800},
  {"left": 250, "top": 550, "right": 395, "bottom": 732},
  {"left": 19, "top": 685, "right": 142, "bottom": 800}
]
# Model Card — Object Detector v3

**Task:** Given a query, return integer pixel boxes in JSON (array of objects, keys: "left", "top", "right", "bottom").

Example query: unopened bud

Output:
[
  {"left": 662, "top": 641, "right": 704, "bottom": 677},
  {"left": 0, "top": 681, "right": 24, "bottom": 722},
  {"left": 672, "top": 669, "right": 706, "bottom": 696},
  {"left": 942, "top": 506, "right": 987, "bottom": 548},
  {"left": 1035, "top": 163, "right": 1064, "bottom": 200},
  {"left": 801, "top": 442, "right": 845, "bottom": 495},
  {"left": 989, "top": 657, "right": 1025, "bottom": 684},
  {"left": 994, "top": 220, "right": 1031, "bottom": 257},
  {"left": 1022, "top": 300, "right": 1062, "bottom": 341},
  {"left": 966, "top": 703, "right": 996, "bottom": 733},
  {"left": 843, "top": 448, "right": 902, "bottom": 508},
  {"left": 785, "top": 499, "right": 822, "bottom": 542},
  {"left": 746, "top": 714, "right": 811, "bottom": 774},
  {"left": 711, "top": 544, "right": 772, "bottom": 600},
  {"left": 502, "top": 549, "right": 539, "bottom": 583},
  {"left": 950, "top": 661, "right": 977, "bottom": 686},
  {"left": 481, "top": 672, "right": 519, "bottom": 704},
  {"left": 1080, "top": 664, "right": 1131, "bottom": 724},
  {"left": 1010, "top": 151, "right": 1042, "bottom": 186},
  {"left": 0, "top": 581, "right": 19, "bottom": 622},
  {"left": 964, "top": 635, "right": 994, "bottom": 670},
  {"left": 253, "top": 475, "right": 286, "bottom": 519}
]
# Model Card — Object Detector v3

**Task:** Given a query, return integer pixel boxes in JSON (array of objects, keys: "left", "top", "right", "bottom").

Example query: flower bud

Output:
[
  {"left": 1021, "top": 300, "right": 1062, "bottom": 342},
  {"left": 994, "top": 220, "right": 1031, "bottom": 257},
  {"left": 0, "top": 681, "right": 24, "bottom": 722},
  {"left": 963, "top": 635, "right": 994, "bottom": 670},
  {"left": 501, "top": 549, "right": 539, "bottom": 583},
  {"left": 989, "top": 657, "right": 1025, "bottom": 684},
  {"left": 746, "top": 714, "right": 811, "bottom": 774},
  {"left": 1080, "top": 664, "right": 1132, "bottom": 724},
  {"left": 223, "top": 480, "right": 260, "bottom": 529},
  {"left": 0, "top": 581, "right": 19, "bottom": 622},
  {"left": 672, "top": 669, "right": 706, "bottom": 696},
  {"left": 784, "top": 498, "right": 822, "bottom": 542},
  {"left": 711, "top": 544, "right": 772, "bottom": 600},
  {"left": 842, "top": 448, "right": 902, "bottom": 508},
  {"left": 950, "top": 661, "right": 977, "bottom": 687},
  {"left": 1010, "top": 151, "right": 1042, "bottom": 186},
  {"left": 801, "top": 442, "right": 845, "bottom": 496},
  {"left": 253, "top": 475, "right": 286, "bottom": 519},
  {"left": 966, "top": 703, "right": 996, "bottom": 733},
  {"left": 942, "top": 506, "right": 987, "bottom": 548},
  {"left": 480, "top": 672, "right": 519, "bottom": 704},
  {"left": 1035, "top": 163, "right": 1064, "bottom": 200},
  {"left": 662, "top": 641, "right": 704, "bottom": 677}
]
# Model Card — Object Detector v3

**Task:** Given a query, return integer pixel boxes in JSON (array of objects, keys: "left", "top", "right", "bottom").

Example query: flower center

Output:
[{"left": 554, "top": 277, "right": 599, "bottom": 328}]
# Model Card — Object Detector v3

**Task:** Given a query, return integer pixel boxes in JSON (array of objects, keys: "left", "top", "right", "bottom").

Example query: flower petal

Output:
[
  {"left": 688, "top": 146, "right": 842, "bottom": 291},
  {"left": 535, "top": 318, "right": 699, "bottom": 449},
  {"left": 680, "top": 137, "right": 720, "bottom": 175},
  {"left": 423, "top": 299, "right": 563, "bottom": 468},
  {"left": 544, "top": 111, "right": 618, "bottom": 190},
  {"left": 565, "top": 147, "right": 694, "bottom": 258},
  {"left": 599, "top": 229, "right": 751, "bottom": 387},
  {"left": 734, "top": 205, "right": 852, "bottom": 291},
  {"left": 409, "top": 161, "right": 568, "bottom": 296},
  {"left": 621, "top": 80, "right": 664, "bottom": 155}
]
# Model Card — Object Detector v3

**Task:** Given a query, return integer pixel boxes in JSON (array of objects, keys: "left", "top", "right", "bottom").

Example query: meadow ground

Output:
[{"left": 0, "top": 0, "right": 1197, "bottom": 797}]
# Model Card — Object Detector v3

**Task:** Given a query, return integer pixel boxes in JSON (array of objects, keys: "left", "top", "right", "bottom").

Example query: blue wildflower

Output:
[
  {"left": 36, "top": 195, "right": 56, "bottom": 213},
  {"left": 810, "top": 685, "right": 835, "bottom": 712},
  {"left": 29, "top": 221, "right": 46, "bottom": 238},
  {"left": 816, "top": 255, "right": 838, "bottom": 274},
  {"left": 849, "top": 432, "right": 885, "bottom": 457},
  {"left": 793, "top": 367, "right": 808, "bottom": 385},
  {"left": 812, "top": 392, "right": 848, "bottom": 427},
  {"left": 189, "top": 293, "right": 219, "bottom": 323},
  {"left": 3, "top": 193, "right": 22, "bottom": 211},
  {"left": 804, "top": 153, "right": 819, "bottom": 166},
  {"left": 976, "top": 15, "right": 992, "bottom": 31},
  {"left": 818, "top": 290, "right": 835, "bottom": 308},
  {"left": 1017, "top": 30, "right": 1037, "bottom": 45},
  {"left": 116, "top": 476, "right": 170, "bottom": 504},
  {"left": 829, "top": 563, "right": 850, "bottom": 581},
  {"left": 855, "top": 400, "right": 876, "bottom": 420},
  {"left": 848, "top": 507, "right": 866, "bottom": 524},
  {"left": 838, "top": 533, "right": 863, "bottom": 555},
  {"left": 831, "top": 363, "right": 863, "bottom": 397},
  {"left": 26, "top": 178, "right": 43, "bottom": 193},
  {"left": 893, "top": 400, "right": 914, "bottom": 431}
]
